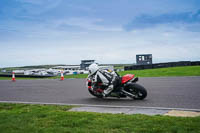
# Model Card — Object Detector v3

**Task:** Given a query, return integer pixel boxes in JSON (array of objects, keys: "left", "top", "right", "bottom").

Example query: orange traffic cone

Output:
[
  {"left": 60, "top": 71, "right": 64, "bottom": 81},
  {"left": 12, "top": 72, "right": 16, "bottom": 82}
]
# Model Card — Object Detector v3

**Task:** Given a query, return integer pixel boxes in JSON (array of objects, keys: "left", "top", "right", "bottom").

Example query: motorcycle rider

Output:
[{"left": 88, "top": 63, "right": 119, "bottom": 97}]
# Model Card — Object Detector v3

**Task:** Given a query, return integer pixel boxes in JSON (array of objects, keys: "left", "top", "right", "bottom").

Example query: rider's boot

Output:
[{"left": 102, "top": 85, "right": 114, "bottom": 97}]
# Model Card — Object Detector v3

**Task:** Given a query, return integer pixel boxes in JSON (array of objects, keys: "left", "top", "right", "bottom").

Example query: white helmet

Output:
[{"left": 88, "top": 63, "right": 99, "bottom": 75}]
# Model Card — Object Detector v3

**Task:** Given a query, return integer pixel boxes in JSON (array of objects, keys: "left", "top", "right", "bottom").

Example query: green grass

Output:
[
  {"left": 61, "top": 66, "right": 200, "bottom": 78},
  {"left": 0, "top": 66, "right": 200, "bottom": 80},
  {"left": 51, "top": 66, "right": 200, "bottom": 78},
  {"left": 120, "top": 66, "right": 200, "bottom": 77},
  {"left": 0, "top": 103, "right": 200, "bottom": 133}
]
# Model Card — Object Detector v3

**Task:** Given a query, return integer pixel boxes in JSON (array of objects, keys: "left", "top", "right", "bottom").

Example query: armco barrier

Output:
[{"left": 124, "top": 61, "right": 200, "bottom": 70}]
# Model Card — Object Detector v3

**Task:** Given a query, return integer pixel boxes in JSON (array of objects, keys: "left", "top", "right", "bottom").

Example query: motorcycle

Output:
[{"left": 87, "top": 73, "right": 147, "bottom": 100}]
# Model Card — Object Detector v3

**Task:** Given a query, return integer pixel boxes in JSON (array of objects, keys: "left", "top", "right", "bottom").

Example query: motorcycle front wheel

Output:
[
  {"left": 88, "top": 89, "right": 103, "bottom": 98},
  {"left": 126, "top": 83, "right": 147, "bottom": 100}
]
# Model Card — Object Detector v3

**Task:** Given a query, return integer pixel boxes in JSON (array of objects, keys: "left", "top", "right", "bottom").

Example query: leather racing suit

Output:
[{"left": 90, "top": 69, "right": 119, "bottom": 96}]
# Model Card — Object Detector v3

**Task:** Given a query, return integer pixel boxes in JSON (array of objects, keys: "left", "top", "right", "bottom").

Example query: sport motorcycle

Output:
[{"left": 87, "top": 73, "right": 147, "bottom": 100}]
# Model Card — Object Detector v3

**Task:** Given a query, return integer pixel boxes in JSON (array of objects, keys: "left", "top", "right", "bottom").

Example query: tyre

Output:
[
  {"left": 126, "top": 83, "right": 147, "bottom": 100},
  {"left": 88, "top": 89, "right": 103, "bottom": 98}
]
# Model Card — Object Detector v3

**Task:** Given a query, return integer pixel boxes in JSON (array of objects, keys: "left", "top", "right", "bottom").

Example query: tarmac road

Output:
[{"left": 0, "top": 77, "right": 200, "bottom": 110}]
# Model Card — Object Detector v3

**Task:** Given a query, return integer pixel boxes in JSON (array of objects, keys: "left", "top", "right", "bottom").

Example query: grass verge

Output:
[
  {"left": 120, "top": 66, "right": 200, "bottom": 77},
  {"left": 58, "top": 66, "right": 200, "bottom": 78},
  {"left": 0, "top": 66, "right": 200, "bottom": 80},
  {"left": 0, "top": 103, "right": 200, "bottom": 133}
]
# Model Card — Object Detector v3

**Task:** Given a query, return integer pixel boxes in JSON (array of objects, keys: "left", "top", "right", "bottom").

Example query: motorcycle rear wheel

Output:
[{"left": 126, "top": 83, "right": 147, "bottom": 100}]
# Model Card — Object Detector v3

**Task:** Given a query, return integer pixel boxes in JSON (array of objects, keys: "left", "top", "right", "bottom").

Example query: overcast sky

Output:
[{"left": 0, "top": 0, "right": 200, "bottom": 67}]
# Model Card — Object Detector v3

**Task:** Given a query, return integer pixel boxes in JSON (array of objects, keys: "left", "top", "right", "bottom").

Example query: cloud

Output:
[
  {"left": 16, "top": 0, "right": 44, "bottom": 5},
  {"left": 1, "top": 25, "right": 200, "bottom": 67},
  {"left": 1, "top": 0, "right": 200, "bottom": 67},
  {"left": 15, "top": 0, "right": 63, "bottom": 15},
  {"left": 124, "top": 9, "right": 200, "bottom": 31},
  {"left": 16, "top": 0, "right": 60, "bottom": 5},
  {"left": 53, "top": 18, "right": 122, "bottom": 32}
]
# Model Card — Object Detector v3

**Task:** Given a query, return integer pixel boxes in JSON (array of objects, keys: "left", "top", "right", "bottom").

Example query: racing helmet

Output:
[{"left": 88, "top": 63, "right": 99, "bottom": 75}]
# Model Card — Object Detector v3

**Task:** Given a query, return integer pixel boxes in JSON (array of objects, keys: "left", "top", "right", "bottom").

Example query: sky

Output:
[{"left": 0, "top": 0, "right": 200, "bottom": 67}]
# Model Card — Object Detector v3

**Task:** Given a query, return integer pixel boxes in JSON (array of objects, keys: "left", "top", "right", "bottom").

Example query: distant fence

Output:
[
  {"left": 124, "top": 61, "right": 200, "bottom": 70},
  {"left": 0, "top": 74, "right": 54, "bottom": 78}
]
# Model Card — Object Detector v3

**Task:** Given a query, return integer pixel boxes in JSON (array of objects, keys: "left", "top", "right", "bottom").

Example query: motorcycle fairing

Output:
[{"left": 121, "top": 74, "right": 135, "bottom": 84}]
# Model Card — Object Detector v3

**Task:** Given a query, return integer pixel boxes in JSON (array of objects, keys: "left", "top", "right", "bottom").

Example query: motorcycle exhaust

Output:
[
  {"left": 121, "top": 89, "right": 135, "bottom": 98},
  {"left": 132, "top": 77, "right": 138, "bottom": 83}
]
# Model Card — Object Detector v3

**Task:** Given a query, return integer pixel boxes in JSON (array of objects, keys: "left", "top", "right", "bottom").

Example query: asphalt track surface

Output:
[{"left": 0, "top": 77, "right": 200, "bottom": 110}]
